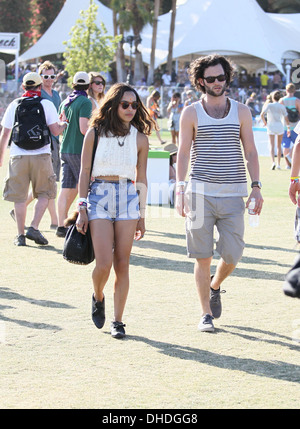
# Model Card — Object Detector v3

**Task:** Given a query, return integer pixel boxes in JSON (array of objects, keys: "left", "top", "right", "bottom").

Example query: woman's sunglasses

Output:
[
  {"left": 41, "top": 74, "right": 56, "bottom": 80},
  {"left": 93, "top": 80, "right": 104, "bottom": 85},
  {"left": 119, "top": 101, "right": 139, "bottom": 110},
  {"left": 203, "top": 74, "right": 226, "bottom": 84}
]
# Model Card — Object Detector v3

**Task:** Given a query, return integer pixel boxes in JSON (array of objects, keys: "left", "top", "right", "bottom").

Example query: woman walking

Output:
[
  {"left": 88, "top": 72, "right": 106, "bottom": 111},
  {"left": 260, "top": 90, "right": 290, "bottom": 170},
  {"left": 76, "top": 83, "right": 156, "bottom": 339}
]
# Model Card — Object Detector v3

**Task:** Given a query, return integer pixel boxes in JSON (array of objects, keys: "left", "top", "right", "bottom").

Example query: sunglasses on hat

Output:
[{"left": 119, "top": 101, "right": 139, "bottom": 110}]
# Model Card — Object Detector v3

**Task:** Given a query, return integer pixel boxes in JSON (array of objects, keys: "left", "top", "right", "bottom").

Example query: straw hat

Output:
[{"left": 164, "top": 143, "right": 178, "bottom": 155}]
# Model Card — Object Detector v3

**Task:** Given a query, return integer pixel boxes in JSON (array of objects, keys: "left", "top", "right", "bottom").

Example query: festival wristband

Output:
[{"left": 291, "top": 177, "right": 299, "bottom": 183}]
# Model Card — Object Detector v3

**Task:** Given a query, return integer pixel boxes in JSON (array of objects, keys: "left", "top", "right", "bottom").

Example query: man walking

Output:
[
  {"left": 56, "top": 71, "right": 92, "bottom": 237},
  {"left": 0, "top": 72, "right": 67, "bottom": 246},
  {"left": 279, "top": 83, "right": 300, "bottom": 168},
  {"left": 176, "top": 54, "right": 264, "bottom": 332}
]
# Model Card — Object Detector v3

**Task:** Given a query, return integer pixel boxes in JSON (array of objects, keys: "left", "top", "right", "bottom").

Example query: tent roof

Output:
[
  {"left": 140, "top": 0, "right": 300, "bottom": 71},
  {"left": 18, "top": 0, "right": 113, "bottom": 62},
  {"left": 18, "top": 0, "right": 300, "bottom": 73}
]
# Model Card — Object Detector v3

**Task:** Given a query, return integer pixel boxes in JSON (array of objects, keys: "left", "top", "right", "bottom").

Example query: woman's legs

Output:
[
  {"left": 268, "top": 134, "right": 275, "bottom": 168},
  {"left": 112, "top": 220, "right": 138, "bottom": 322},
  {"left": 277, "top": 134, "right": 283, "bottom": 168},
  {"left": 90, "top": 219, "right": 114, "bottom": 302}
]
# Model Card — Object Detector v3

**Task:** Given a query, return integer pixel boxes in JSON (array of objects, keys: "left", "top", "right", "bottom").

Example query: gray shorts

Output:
[
  {"left": 185, "top": 193, "right": 245, "bottom": 265},
  {"left": 61, "top": 153, "right": 81, "bottom": 189}
]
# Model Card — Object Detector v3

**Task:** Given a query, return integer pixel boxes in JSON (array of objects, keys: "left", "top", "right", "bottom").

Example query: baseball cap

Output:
[
  {"left": 73, "top": 71, "right": 90, "bottom": 85},
  {"left": 164, "top": 143, "right": 178, "bottom": 155},
  {"left": 23, "top": 72, "right": 42, "bottom": 86}
]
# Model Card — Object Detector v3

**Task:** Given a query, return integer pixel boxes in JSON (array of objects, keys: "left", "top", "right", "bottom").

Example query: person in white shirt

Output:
[{"left": 0, "top": 72, "right": 67, "bottom": 246}]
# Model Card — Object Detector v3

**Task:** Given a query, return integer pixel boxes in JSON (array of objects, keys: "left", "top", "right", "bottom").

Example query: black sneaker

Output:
[
  {"left": 26, "top": 227, "right": 48, "bottom": 245},
  {"left": 56, "top": 226, "right": 69, "bottom": 237},
  {"left": 14, "top": 234, "right": 26, "bottom": 246},
  {"left": 92, "top": 294, "right": 105, "bottom": 329},
  {"left": 111, "top": 321, "right": 126, "bottom": 339},
  {"left": 209, "top": 276, "right": 226, "bottom": 319}
]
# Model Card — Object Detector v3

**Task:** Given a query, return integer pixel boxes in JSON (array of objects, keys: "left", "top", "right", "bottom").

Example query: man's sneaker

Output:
[
  {"left": 198, "top": 314, "right": 215, "bottom": 332},
  {"left": 210, "top": 287, "right": 226, "bottom": 319},
  {"left": 111, "top": 321, "right": 126, "bottom": 339},
  {"left": 14, "top": 234, "right": 26, "bottom": 246},
  {"left": 56, "top": 226, "right": 69, "bottom": 237},
  {"left": 92, "top": 294, "right": 105, "bottom": 329},
  {"left": 26, "top": 227, "right": 48, "bottom": 245}
]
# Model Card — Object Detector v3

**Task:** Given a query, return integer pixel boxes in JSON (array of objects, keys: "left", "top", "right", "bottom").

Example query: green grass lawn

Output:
[{"left": 0, "top": 144, "right": 299, "bottom": 409}]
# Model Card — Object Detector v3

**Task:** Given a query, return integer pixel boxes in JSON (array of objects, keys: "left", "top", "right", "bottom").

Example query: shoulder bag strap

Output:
[{"left": 90, "top": 127, "right": 98, "bottom": 180}]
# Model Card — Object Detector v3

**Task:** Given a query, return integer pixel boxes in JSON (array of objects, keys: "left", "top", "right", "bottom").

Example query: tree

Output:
[
  {"left": 256, "top": 0, "right": 300, "bottom": 12},
  {"left": 166, "top": 0, "right": 176, "bottom": 76},
  {"left": 0, "top": 0, "right": 34, "bottom": 53},
  {"left": 63, "top": 0, "right": 121, "bottom": 85},
  {"left": 147, "top": 0, "right": 160, "bottom": 85}
]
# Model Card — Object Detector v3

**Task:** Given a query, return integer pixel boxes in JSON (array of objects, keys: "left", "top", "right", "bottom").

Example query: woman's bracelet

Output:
[
  {"left": 291, "top": 177, "right": 299, "bottom": 183},
  {"left": 77, "top": 198, "right": 88, "bottom": 211},
  {"left": 176, "top": 191, "right": 185, "bottom": 195},
  {"left": 176, "top": 181, "right": 185, "bottom": 187}
]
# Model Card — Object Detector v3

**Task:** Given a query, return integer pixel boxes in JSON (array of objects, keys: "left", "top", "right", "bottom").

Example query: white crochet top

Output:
[{"left": 91, "top": 126, "right": 138, "bottom": 181}]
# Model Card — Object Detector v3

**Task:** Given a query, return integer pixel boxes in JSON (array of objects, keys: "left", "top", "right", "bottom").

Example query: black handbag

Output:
[
  {"left": 63, "top": 223, "right": 95, "bottom": 265},
  {"left": 62, "top": 128, "right": 98, "bottom": 265}
]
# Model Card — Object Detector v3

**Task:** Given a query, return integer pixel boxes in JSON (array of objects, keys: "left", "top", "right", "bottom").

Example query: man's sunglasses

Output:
[
  {"left": 41, "top": 74, "right": 56, "bottom": 80},
  {"left": 203, "top": 74, "right": 226, "bottom": 84},
  {"left": 119, "top": 101, "right": 139, "bottom": 110},
  {"left": 93, "top": 80, "right": 104, "bottom": 85}
]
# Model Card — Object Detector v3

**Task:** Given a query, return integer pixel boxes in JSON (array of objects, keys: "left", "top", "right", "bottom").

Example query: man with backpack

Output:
[
  {"left": 0, "top": 72, "right": 67, "bottom": 246},
  {"left": 280, "top": 83, "right": 300, "bottom": 168}
]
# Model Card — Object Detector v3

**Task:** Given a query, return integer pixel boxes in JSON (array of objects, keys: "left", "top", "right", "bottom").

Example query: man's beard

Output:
[{"left": 205, "top": 84, "right": 227, "bottom": 97}]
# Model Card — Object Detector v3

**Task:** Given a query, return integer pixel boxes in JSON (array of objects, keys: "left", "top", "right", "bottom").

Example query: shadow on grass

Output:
[
  {"left": 127, "top": 334, "right": 300, "bottom": 383},
  {"left": 0, "top": 287, "right": 75, "bottom": 331},
  {"left": 130, "top": 253, "right": 289, "bottom": 281},
  {"left": 223, "top": 325, "right": 300, "bottom": 352}
]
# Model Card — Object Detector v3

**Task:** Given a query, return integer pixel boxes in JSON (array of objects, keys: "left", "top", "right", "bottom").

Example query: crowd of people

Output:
[{"left": 0, "top": 55, "right": 299, "bottom": 338}]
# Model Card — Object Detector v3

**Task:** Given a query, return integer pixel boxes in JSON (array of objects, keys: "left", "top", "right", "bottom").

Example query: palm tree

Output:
[
  {"left": 147, "top": 0, "right": 160, "bottom": 85},
  {"left": 167, "top": 0, "right": 176, "bottom": 76}
]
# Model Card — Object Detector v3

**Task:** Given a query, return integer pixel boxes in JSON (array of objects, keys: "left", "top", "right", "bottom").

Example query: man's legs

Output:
[
  {"left": 57, "top": 187, "right": 78, "bottom": 227},
  {"left": 195, "top": 257, "right": 235, "bottom": 314},
  {"left": 195, "top": 257, "right": 213, "bottom": 316},
  {"left": 30, "top": 197, "right": 49, "bottom": 230},
  {"left": 211, "top": 258, "right": 235, "bottom": 291}
]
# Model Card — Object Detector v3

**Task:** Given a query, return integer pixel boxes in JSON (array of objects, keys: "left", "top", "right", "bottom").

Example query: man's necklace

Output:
[{"left": 202, "top": 98, "right": 230, "bottom": 119}]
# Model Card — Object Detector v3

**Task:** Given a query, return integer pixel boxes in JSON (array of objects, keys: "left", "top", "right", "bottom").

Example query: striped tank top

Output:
[{"left": 189, "top": 99, "right": 247, "bottom": 197}]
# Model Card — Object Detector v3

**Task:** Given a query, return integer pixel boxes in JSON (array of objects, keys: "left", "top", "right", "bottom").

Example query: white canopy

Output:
[
  {"left": 140, "top": 0, "right": 300, "bottom": 71},
  {"left": 18, "top": 0, "right": 113, "bottom": 62},
  {"left": 18, "top": 0, "right": 300, "bottom": 73}
]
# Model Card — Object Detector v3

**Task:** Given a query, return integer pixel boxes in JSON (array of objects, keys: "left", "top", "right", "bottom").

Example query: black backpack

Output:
[
  {"left": 286, "top": 107, "right": 299, "bottom": 123},
  {"left": 9, "top": 97, "right": 51, "bottom": 150}
]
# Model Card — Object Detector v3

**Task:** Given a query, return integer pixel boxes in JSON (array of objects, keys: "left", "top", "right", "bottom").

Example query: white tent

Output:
[
  {"left": 18, "top": 0, "right": 300, "bottom": 74},
  {"left": 18, "top": 0, "right": 113, "bottom": 62},
  {"left": 139, "top": 0, "right": 300, "bottom": 72}
]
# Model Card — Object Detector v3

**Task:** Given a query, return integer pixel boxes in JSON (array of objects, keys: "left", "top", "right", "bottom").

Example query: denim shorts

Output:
[{"left": 88, "top": 179, "right": 140, "bottom": 222}]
